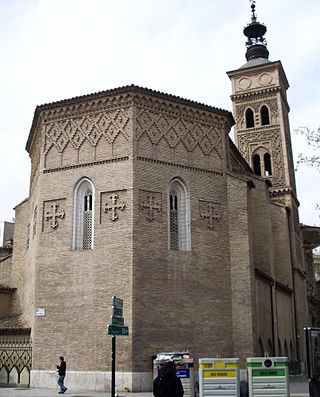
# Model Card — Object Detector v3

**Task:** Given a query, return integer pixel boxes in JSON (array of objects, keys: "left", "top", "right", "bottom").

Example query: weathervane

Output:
[
  {"left": 243, "top": 0, "right": 269, "bottom": 61},
  {"left": 249, "top": 0, "right": 257, "bottom": 22}
]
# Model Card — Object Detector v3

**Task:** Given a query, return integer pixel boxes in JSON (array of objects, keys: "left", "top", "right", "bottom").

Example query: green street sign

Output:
[
  {"left": 107, "top": 325, "right": 129, "bottom": 336},
  {"left": 110, "top": 316, "right": 124, "bottom": 326},
  {"left": 112, "top": 307, "right": 123, "bottom": 317},
  {"left": 112, "top": 296, "right": 123, "bottom": 308}
]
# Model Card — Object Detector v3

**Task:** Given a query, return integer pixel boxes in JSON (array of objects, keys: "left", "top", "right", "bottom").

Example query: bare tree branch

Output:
[{"left": 294, "top": 126, "right": 320, "bottom": 171}]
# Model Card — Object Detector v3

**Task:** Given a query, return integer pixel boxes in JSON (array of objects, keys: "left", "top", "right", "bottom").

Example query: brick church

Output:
[{"left": 0, "top": 3, "right": 318, "bottom": 392}]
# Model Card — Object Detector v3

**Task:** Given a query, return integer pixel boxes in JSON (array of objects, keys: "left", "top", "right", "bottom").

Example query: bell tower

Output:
[
  {"left": 227, "top": 1, "right": 308, "bottom": 366},
  {"left": 227, "top": 1, "right": 297, "bottom": 198}
]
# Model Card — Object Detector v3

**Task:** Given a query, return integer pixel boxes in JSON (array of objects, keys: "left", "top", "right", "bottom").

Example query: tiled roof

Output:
[
  {"left": 0, "top": 315, "right": 30, "bottom": 334},
  {"left": 0, "top": 285, "right": 16, "bottom": 294}
]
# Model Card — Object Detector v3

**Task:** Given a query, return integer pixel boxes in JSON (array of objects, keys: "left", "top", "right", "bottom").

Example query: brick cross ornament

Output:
[
  {"left": 200, "top": 203, "right": 220, "bottom": 229},
  {"left": 140, "top": 194, "right": 161, "bottom": 221},
  {"left": 45, "top": 203, "right": 65, "bottom": 229},
  {"left": 104, "top": 194, "right": 126, "bottom": 221}
]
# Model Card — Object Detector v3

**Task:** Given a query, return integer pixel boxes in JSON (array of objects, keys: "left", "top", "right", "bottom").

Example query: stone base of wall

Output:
[{"left": 30, "top": 370, "right": 153, "bottom": 392}]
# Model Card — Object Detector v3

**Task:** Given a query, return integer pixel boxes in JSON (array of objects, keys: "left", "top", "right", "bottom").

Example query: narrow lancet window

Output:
[
  {"left": 261, "top": 105, "right": 270, "bottom": 125},
  {"left": 264, "top": 153, "right": 272, "bottom": 176},
  {"left": 169, "top": 192, "right": 179, "bottom": 250},
  {"left": 72, "top": 178, "right": 94, "bottom": 250},
  {"left": 168, "top": 178, "right": 191, "bottom": 251},
  {"left": 253, "top": 154, "right": 261, "bottom": 176},
  {"left": 83, "top": 191, "right": 93, "bottom": 250},
  {"left": 246, "top": 108, "right": 255, "bottom": 128}
]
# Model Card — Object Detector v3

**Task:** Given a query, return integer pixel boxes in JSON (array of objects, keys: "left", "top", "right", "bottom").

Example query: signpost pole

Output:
[
  {"left": 111, "top": 335, "right": 116, "bottom": 397},
  {"left": 108, "top": 297, "right": 128, "bottom": 396}
]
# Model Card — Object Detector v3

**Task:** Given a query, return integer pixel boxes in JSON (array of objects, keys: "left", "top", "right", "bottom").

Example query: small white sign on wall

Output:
[{"left": 36, "top": 308, "right": 46, "bottom": 317}]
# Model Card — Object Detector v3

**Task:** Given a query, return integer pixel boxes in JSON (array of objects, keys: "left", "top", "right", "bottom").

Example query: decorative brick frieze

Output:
[
  {"left": 235, "top": 97, "right": 278, "bottom": 129},
  {"left": 44, "top": 108, "right": 130, "bottom": 154},
  {"left": 237, "top": 129, "right": 284, "bottom": 188},
  {"left": 135, "top": 107, "right": 223, "bottom": 157}
]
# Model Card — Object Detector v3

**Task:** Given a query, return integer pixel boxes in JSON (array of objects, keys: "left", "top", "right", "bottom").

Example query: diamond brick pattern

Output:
[
  {"left": 45, "top": 108, "right": 130, "bottom": 153},
  {"left": 136, "top": 108, "right": 222, "bottom": 155},
  {"left": 0, "top": 337, "right": 32, "bottom": 385}
]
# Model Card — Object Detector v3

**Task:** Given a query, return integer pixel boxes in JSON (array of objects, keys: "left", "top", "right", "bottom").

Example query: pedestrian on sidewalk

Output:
[
  {"left": 153, "top": 361, "right": 184, "bottom": 397},
  {"left": 57, "top": 356, "right": 67, "bottom": 394}
]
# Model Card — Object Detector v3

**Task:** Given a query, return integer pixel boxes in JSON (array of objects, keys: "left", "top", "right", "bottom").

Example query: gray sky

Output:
[{"left": 0, "top": 0, "right": 319, "bottom": 226}]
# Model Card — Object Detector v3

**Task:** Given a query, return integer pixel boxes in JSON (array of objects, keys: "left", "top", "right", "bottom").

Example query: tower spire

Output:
[{"left": 243, "top": 1, "right": 269, "bottom": 61}]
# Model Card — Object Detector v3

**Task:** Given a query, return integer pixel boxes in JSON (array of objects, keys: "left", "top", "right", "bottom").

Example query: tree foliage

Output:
[{"left": 295, "top": 126, "right": 320, "bottom": 170}]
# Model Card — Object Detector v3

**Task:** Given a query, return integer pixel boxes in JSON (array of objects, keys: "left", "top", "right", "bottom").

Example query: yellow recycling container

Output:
[{"left": 199, "top": 358, "right": 240, "bottom": 397}]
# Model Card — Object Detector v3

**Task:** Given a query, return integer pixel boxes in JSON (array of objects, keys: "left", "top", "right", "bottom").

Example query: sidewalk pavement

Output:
[{"left": 0, "top": 375, "right": 310, "bottom": 397}]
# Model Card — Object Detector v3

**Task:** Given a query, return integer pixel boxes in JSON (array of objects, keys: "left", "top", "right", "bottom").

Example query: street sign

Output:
[
  {"left": 107, "top": 325, "right": 129, "bottom": 336},
  {"left": 112, "top": 296, "right": 123, "bottom": 308},
  {"left": 110, "top": 316, "right": 124, "bottom": 326},
  {"left": 108, "top": 297, "right": 128, "bottom": 397},
  {"left": 112, "top": 306, "right": 123, "bottom": 317}
]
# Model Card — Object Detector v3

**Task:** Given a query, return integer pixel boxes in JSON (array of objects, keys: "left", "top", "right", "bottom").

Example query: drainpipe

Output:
[
  {"left": 270, "top": 279, "right": 276, "bottom": 356},
  {"left": 286, "top": 206, "right": 300, "bottom": 363},
  {"left": 255, "top": 268, "right": 276, "bottom": 356}
]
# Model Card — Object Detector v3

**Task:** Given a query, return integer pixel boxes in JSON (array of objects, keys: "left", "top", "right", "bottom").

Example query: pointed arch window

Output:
[
  {"left": 252, "top": 148, "right": 272, "bottom": 177},
  {"left": 72, "top": 178, "right": 94, "bottom": 250},
  {"left": 264, "top": 153, "right": 272, "bottom": 176},
  {"left": 261, "top": 105, "right": 270, "bottom": 125},
  {"left": 253, "top": 154, "right": 261, "bottom": 176},
  {"left": 246, "top": 107, "right": 255, "bottom": 128},
  {"left": 168, "top": 178, "right": 191, "bottom": 251}
]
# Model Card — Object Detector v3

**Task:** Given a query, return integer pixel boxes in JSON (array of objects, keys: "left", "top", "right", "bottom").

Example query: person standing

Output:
[
  {"left": 153, "top": 361, "right": 184, "bottom": 397},
  {"left": 57, "top": 356, "right": 67, "bottom": 394}
]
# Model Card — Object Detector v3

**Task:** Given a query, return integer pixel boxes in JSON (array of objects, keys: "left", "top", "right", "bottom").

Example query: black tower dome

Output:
[{"left": 243, "top": 1, "right": 269, "bottom": 61}]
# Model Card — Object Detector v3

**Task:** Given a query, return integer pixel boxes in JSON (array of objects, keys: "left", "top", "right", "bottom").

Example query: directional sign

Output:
[
  {"left": 107, "top": 325, "right": 129, "bottom": 336},
  {"left": 112, "top": 296, "right": 123, "bottom": 308},
  {"left": 110, "top": 316, "right": 124, "bottom": 326},
  {"left": 112, "top": 307, "right": 123, "bottom": 317}
]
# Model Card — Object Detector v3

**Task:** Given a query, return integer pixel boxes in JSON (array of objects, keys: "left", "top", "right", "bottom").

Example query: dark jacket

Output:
[
  {"left": 57, "top": 360, "right": 66, "bottom": 376},
  {"left": 153, "top": 373, "right": 184, "bottom": 397}
]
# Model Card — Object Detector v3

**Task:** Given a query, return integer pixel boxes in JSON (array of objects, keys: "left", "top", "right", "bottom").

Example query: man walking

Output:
[{"left": 57, "top": 356, "right": 67, "bottom": 394}]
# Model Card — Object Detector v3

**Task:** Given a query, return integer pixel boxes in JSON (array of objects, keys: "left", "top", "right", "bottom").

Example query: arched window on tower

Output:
[
  {"left": 264, "top": 152, "right": 272, "bottom": 176},
  {"left": 261, "top": 105, "right": 270, "bottom": 125},
  {"left": 168, "top": 178, "right": 191, "bottom": 251},
  {"left": 72, "top": 178, "right": 94, "bottom": 250},
  {"left": 252, "top": 147, "right": 272, "bottom": 177},
  {"left": 253, "top": 154, "right": 261, "bottom": 176},
  {"left": 245, "top": 107, "right": 255, "bottom": 128}
]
